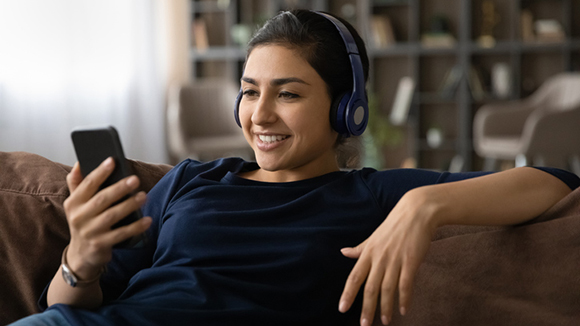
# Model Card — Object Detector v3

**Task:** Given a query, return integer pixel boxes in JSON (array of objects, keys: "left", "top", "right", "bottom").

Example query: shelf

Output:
[
  {"left": 418, "top": 139, "right": 457, "bottom": 151},
  {"left": 369, "top": 42, "right": 460, "bottom": 57},
  {"left": 188, "top": 0, "right": 580, "bottom": 171},
  {"left": 418, "top": 45, "right": 460, "bottom": 55},
  {"left": 369, "top": 43, "right": 419, "bottom": 57},
  {"left": 469, "top": 41, "right": 515, "bottom": 54},
  {"left": 366, "top": 37, "right": 576, "bottom": 58},
  {"left": 520, "top": 41, "right": 571, "bottom": 53},
  {"left": 416, "top": 92, "right": 456, "bottom": 105},
  {"left": 372, "top": 0, "right": 409, "bottom": 6},
  {"left": 469, "top": 39, "right": 580, "bottom": 54},
  {"left": 190, "top": 46, "right": 246, "bottom": 61},
  {"left": 192, "top": 1, "right": 230, "bottom": 13}
]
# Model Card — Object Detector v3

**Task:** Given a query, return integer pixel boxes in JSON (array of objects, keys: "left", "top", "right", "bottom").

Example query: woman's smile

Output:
[{"left": 255, "top": 133, "right": 291, "bottom": 151}]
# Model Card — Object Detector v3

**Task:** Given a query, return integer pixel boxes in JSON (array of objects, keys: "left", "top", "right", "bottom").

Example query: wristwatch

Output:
[{"left": 61, "top": 245, "right": 106, "bottom": 287}]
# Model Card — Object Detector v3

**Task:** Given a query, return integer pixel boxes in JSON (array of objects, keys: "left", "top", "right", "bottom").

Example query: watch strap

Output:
[{"left": 61, "top": 245, "right": 106, "bottom": 287}]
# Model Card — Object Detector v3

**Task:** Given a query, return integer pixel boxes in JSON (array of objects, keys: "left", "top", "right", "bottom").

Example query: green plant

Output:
[{"left": 363, "top": 93, "right": 404, "bottom": 169}]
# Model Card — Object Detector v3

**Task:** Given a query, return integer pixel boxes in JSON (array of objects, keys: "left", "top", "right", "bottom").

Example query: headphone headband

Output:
[{"left": 313, "top": 12, "right": 359, "bottom": 55}]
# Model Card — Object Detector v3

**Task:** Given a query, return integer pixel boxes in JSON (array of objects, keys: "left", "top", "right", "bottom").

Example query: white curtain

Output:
[{"left": 0, "top": 0, "right": 168, "bottom": 165}]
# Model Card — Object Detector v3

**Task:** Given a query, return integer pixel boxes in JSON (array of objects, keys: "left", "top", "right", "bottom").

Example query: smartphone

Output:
[{"left": 71, "top": 126, "right": 146, "bottom": 249}]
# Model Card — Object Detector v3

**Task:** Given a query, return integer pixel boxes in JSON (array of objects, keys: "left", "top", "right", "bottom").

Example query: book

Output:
[
  {"left": 468, "top": 65, "right": 485, "bottom": 101},
  {"left": 491, "top": 62, "right": 511, "bottom": 99},
  {"left": 192, "top": 19, "right": 208, "bottom": 51},
  {"left": 438, "top": 65, "right": 463, "bottom": 99},
  {"left": 390, "top": 76, "right": 415, "bottom": 126},
  {"left": 370, "top": 15, "right": 396, "bottom": 48},
  {"left": 535, "top": 19, "right": 565, "bottom": 43},
  {"left": 421, "top": 33, "right": 456, "bottom": 48},
  {"left": 520, "top": 9, "right": 534, "bottom": 42}
]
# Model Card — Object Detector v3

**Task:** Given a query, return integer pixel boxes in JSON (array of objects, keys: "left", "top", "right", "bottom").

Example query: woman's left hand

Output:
[{"left": 338, "top": 187, "right": 440, "bottom": 326}]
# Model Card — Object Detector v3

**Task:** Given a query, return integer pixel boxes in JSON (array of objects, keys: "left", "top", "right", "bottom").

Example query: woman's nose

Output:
[{"left": 251, "top": 96, "right": 277, "bottom": 125}]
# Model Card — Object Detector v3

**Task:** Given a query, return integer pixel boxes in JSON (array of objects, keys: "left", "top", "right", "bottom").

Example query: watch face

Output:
[{"left": 62, "top": 264, "right": 77, "bottom": 287}]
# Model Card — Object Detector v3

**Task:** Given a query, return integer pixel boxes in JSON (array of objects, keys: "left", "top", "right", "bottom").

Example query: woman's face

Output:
[{"left": 239, "top": 45, "right": 340, "bottom": 182}]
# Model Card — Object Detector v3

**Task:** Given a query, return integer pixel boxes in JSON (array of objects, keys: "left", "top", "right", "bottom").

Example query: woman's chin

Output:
[{"left": 255, "top": 158, "right": 283, "bottom": 172}]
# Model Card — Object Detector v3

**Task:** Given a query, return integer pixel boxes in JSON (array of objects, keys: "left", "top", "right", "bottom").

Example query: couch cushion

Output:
[{"left": 0, "top": 151, "right": 171, "bottom": 324}]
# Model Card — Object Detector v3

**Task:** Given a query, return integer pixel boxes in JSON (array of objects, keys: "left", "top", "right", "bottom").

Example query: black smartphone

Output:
[{"left": 71, "top": 126, "right": 146, "bottom": 249}]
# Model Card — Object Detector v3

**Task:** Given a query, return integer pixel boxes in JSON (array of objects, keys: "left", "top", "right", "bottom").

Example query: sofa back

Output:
[{"left": 0, "top": 151, "right": 171, "bottom": 324}]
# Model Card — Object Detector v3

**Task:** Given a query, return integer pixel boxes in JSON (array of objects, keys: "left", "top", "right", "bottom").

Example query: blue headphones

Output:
[{"left": 234, "top": 11, "right": 368, "bottom": 137}]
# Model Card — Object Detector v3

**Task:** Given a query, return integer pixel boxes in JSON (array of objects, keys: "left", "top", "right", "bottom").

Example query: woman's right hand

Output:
[{"left": 63, "top": 157, "right": 152, "bottom": 281}]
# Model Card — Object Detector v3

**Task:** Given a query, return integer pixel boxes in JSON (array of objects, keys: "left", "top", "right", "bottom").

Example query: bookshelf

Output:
[{"left": 189, "top": 0, "right": 580, "bottom": 171}]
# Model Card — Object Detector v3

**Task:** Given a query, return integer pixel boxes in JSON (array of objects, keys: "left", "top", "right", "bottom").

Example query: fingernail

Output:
[
  {"left": 141, "top": 216, "right": 152, "bottom": 226},
  {"left": 135, "top": 191, "right": 146, "bottom": 202},
  {"left": 338, "top": 301, "right": 348, "bottom": 313},
  {"left": 126, "top": 176, "right": 138, "bottom": 187},
  {"left": 104, "top": 157, "right": 114, "bottom": 168},
  {"left": 382, "top": 315, "right": 389, "bottom": 325},
  {"left": 360, "top": 318, "right": 370, "bottom": 326},
  {"left": 400, "top": 306, "right": 406, "bottom": 316}
]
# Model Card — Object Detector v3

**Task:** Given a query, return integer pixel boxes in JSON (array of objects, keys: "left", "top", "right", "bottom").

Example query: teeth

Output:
[{"left": 259, "top": 135, "right": 287, "bottom": 143}]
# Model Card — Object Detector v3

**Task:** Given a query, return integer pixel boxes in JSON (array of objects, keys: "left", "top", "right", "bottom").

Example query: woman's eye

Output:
[
  {"left": 279, "top": 92, "right": 299, "bottom": 99},
  {"left": 243, "top": 89, "right": 258, "bottom": 97}
]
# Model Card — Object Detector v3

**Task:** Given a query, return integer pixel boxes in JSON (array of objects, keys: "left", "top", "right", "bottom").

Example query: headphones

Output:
[{"left": 234, "top": 11, "right": 368, "bottom": 137}]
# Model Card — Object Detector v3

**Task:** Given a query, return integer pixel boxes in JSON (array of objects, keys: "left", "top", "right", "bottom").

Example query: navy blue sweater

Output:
[{"left": 41, "top": 158, "right": 580, "bottom": 325}]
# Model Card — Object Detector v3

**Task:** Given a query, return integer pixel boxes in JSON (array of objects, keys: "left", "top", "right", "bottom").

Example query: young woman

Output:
[{"left": 12, "top": 9, "right": 579, "bottom": 326}]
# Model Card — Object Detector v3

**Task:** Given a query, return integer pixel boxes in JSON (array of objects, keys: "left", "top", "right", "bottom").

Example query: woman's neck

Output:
[{"left": 239, "top": 160, "right": 340, "bottom": 183}]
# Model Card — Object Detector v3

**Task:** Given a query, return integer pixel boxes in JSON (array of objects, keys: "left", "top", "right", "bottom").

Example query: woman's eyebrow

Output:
[
  {"left": 241, "top": 77, "right": 257, "bottom": 85},
  {"left": 271, "top": 77, "right": 310, "bottom": 86},
  {"left": 240, "top": 77, "right": 310, "bottom": 86}
]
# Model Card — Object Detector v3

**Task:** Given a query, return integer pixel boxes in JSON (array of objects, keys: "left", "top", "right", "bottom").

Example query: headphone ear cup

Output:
[
  {"left": 234, "top": 89, "right": 243, "bottom": 127},
  {"left": 330, "top": 92, "right": 350, "bottom": 135}
]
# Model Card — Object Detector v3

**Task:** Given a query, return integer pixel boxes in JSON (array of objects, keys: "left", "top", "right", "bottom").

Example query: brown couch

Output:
[{"left": 2, "top": 151, "right": 580, "bottom": 325}]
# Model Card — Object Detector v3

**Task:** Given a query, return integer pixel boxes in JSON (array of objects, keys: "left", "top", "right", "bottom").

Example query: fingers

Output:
[
  {"left": 66, "top": 162, "right": 83, "bottom": 193},
  {"left": 339, "top": 256, "right": 371, "bottom": 314},
  {"left": 339, "top": 240, "right": 370, "bottom": 315},
  {"left": 359, "top": 260, "right": 387, "bottom": 326},
  {"left": 82, "top": 175, "right": 141, "bottom": 223},
  {"left": 63, "top": 157, "right": 152, "bottom": 272},
  {"left": 379, "top": 263, "right": 401, "bottom": 324},
  {"left": 397, "top": 257, "right": 420, "bottom": 316},
  {"left": 99, "top": 215, "right": 152, "bottom": 247},
  {"left": 342, "top": 259, "right": 407, "bottom": 326},
  {"left": 68, "top": 215, "right": 152, "bottom": 272},
  {"left": 340, "top": 243, "right": 418, "bottom": 326},
  {"left": 84, "top": 189, "right": 147, "bottom": 235},
  {"left": 67, "top": 174, "right": 142, "bottom": 233},
  {"left": 66, "top": 157, "right": 115, "bottom": 207},
  {"left": 67, "top": 189, "right": 149, "bottom": 268},
  {"left": 341, "top": 239, "right": 368, "bottom": 259},
  {"left": 65, "top": 155, "right": 148, "bottom": 246}
]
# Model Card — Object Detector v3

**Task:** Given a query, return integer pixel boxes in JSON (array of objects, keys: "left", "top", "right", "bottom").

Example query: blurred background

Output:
[
  {"left": 0, "top": 0, "right": 187, "bottom": 165},
  {"left": 1, "top": 0, "right": 579, "bottom": 173}
]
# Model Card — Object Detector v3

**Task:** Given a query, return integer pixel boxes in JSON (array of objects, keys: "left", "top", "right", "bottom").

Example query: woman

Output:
[{"left": 12, "top": 9, "right": 579, "bottom": 326}]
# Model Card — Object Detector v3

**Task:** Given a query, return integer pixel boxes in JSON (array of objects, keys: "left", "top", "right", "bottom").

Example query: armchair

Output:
[
  {"left": 473, "top": 73, "right": 580, "bottom": 173},
  {"left": 166, "top": 79, "right": 253, "bottom": 163}
]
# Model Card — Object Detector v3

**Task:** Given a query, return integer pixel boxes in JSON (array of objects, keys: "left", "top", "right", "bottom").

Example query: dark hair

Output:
[{"left": 246, "top": 9, "right": 369, "bottom": 168}]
